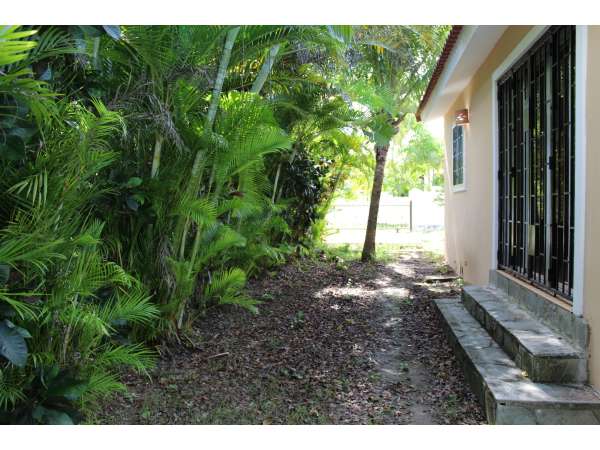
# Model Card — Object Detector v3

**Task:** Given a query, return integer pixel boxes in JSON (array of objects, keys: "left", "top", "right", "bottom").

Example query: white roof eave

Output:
[{"left": 420, "top": 25, "right": 509, "bottom": 122}]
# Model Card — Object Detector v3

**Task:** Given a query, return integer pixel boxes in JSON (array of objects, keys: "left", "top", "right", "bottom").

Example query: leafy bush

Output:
[
  {"left": 0, "top": 24, "right": 405, "bottom": 423},
  {"left": 0, "top": 100, "right": 158, "bottom": 424}
]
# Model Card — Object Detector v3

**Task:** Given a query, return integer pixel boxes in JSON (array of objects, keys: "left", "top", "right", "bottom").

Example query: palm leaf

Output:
[
  {"left": 0, "top": 26, "right": 37, "bottom": 66},
  {"left": 100, "top": 287, "right": 159, "bottom": 327}
]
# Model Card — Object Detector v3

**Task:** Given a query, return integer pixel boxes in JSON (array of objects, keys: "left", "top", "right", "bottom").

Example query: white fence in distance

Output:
[{"left": 326, "top": 189, "right": 444, "bottom": 233}]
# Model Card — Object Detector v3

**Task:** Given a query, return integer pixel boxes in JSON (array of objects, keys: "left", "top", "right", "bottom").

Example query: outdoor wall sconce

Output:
[{"left": 455, "top": 108, "right": 469, "bottom": 125}]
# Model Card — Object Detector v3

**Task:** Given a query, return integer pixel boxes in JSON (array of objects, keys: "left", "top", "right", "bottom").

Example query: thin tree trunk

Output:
[
  {"left": 361, "top": 144, "right": 389, "bottom": 262},
  {"left": 255, "top": 43, "right": 282, "bottom": 203},
  {"left": 271, "top": 162, "right": 282, "bottom": 203},
  {"left": 272, "top": 147, "right": 297, "bottom": 203},
  {"left": 175, "top": 26, "right": 240, "bottom": 330},
  {"left": 250, "top": 44, "right": 281, "bottom": 94},
  {"left": 92, "top": 37, "right": 101, "bottom": 70},
  {"left": 181, "top": 26, "right": 240, "bottom": 260},
  {"left": 178, "top": 151, "right": 204, "bottom": 260},
  {"left": 206, "top": 26, "right": 240, "bottom": 128},
  {"left": 150, "top": 134, "right": 164, "bottom": 178},
  {"left": 206, "top": 26, "right": 241, "bottom": 195},
  {"left": 147, "top": 134, "right": 164, "bottom": 259}
]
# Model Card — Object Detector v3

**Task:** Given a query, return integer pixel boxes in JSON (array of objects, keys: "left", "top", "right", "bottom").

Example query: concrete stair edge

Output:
[
  {"left": 462, "top": 285, "right": 587, "bottom": 383},
  {"left": 433, "top": 298, "right": 600, "bottom": 425}
]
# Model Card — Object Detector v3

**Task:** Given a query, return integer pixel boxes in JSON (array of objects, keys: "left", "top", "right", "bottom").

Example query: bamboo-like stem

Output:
[
  {"left": 272, "top": 148, "right": 297, "bottom": 203},
  {"left": 175, "top": 27, "right": 240, "bottom": 330},
  {"left": 92, "top": 37, "right": 101, "bottom": 71},
  {"left": 147, "top": 134, "right": 164, "bottom": 270},
  {"left": 271, "top": 161, "right": 282, "bottom": 203},
  {"left": 206, "top": 26, "right": 240, "bottom": 128},
  {"left": 177, "top": 151, "right": 204, "bottom": 260},
  {"left": 179, "top": 26, "right": 239, "bottom": 261},
  {"left": 150, "top": 134, "right": 164, "bottom": 178},
  {"left": 204, "top": 26, "right": 241, "bottom": 204},
  {"left": 177, "top": 228, "right": 202, "bottom": 330},
  {"left": 250, "top": 44, "right": 281, "bottom": 95}
]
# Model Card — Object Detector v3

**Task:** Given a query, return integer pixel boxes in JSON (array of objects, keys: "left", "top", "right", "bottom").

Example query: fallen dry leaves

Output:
[{"left": 95, "top": 248, "right": 485, "bottom": 424}]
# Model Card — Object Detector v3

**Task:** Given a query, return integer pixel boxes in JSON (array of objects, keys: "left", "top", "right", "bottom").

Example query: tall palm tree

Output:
[{"left": 337, "top": 26, "right": 448, "bottom": 261}]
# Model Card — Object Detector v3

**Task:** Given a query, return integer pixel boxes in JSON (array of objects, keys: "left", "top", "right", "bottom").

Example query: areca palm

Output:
[{"left": 1, "top": 99, "right": 158, "bottom": 423}]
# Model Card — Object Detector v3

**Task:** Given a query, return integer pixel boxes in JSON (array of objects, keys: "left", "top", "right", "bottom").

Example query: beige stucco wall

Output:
[
  {"left": 443, "top": 26, "right": 533, "bottom": 285},
  {"left": 442, "top": 25, "right": 600, "bottom": 389},
  {"left": 583, "top": 26, "right": 600, "bottom": 389}
]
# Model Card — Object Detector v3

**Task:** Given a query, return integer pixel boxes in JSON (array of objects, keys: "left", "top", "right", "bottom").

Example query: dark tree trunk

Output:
[{"left": 361, "top": 144, "right": 389, "bottom": 262}]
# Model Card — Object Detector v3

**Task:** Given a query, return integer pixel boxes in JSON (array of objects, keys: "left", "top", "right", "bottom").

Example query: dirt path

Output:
[{"left": 95, "top": 246, "right": 485, "bottom": 424}]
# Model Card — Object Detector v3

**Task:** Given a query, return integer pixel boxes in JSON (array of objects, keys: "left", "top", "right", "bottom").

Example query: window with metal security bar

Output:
[
  {"left": 497, "top": 26, "right": 575, "bottom": 301},
  {"left": 452, "top": 125, "right": 465, "bottom": 189}
]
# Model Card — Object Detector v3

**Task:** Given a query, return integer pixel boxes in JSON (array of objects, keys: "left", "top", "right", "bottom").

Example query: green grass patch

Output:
[{"left": 321, "top": 243, "right": 414, "bottom": 263}]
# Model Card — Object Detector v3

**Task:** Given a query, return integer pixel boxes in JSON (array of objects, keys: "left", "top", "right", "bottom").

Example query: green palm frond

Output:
[
  {"left": 0, "top": 26, "right": 37, "bottom": 66},
  {"left": 218, "top": 294, "right": 261, "bottom": 314},
  {"left": 229, "top": 126, "right": 290, "bottom": 177},
  {"left": 0, "top": 26, "right": 58, "bottom": 126},
  {"left": 217, "top": 196, "right": 263, "bottom": 221},
  {"left": 61, "top": 250, "right": 132, "bottom": 299},
  {"left": 100, "top": 287, "right": 159, "bottom": 327},
  {"left": 326, "top": 25, "right": 354, "bottom": 44},
  {"left": 0, "top": 290, "right": 38, "bottom": 320},
  {"left": 120, "top": 26, "right": 178, "bottom": 81},
  {"left": 71, "top": 220, "right": 104, "bottom": 247},
  {"left": 60, "top": 302, "right": 110, "bottom": 340},
  {"left": 31, "top": 26, "right": 76, "bottom": 57},
  {"left": 77, "top": 99, "right": 125, "bottom": 154},
  {"left": 203, "top": 267, "right": 260, "bottom": 314},
  {"left": 194, "top": 225, "right": 247, "bottom": 269},
  {"left": 174, "top": 197, "right": 217, "bottom": 228},
  {"left": 0, "top": 232, "right": 65, "bottom": 274},
  {"left": 0, "top": 68, "right": 56, "bottom": 124},
  {"left": 7, "top": 170, "right": 48, "bottom": 208},
  {"left": 0, "top": 367, "right": 27, "bottom": 410},
  {"left": 95, "top": 343, "right": 156, "bottom": 375},
  {"left": 212, "top": 91, "right": 290, "bottom": 188},
  {"left": 84, "top": 370, "right": 126, "bottom": 401}
]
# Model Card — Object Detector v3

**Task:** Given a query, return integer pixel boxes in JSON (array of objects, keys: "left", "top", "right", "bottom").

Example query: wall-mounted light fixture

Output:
[{"left": 455, "top": 108, "right": 469, "bottom": 125}]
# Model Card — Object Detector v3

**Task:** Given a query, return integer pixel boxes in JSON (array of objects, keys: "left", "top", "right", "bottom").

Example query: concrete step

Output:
[
  {"left": 489, "top": 269, "right": 589, "bottom": 350},
  {"left": 434, "top": 298, "right": 600, "bottom": 424},
  {"left": 462, "top": 285, "right": 587, "bottom": 383}
]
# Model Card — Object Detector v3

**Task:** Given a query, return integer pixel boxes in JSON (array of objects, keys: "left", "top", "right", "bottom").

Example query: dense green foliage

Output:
[
  {"left": 384, "top": 116, "right": 444, "bottom": 196},
  {"left": 0, "top": 24, "right": 446, "bottom": 423},
  {"left": 340, "top": 114, "right": 444, "bottom": 198}
]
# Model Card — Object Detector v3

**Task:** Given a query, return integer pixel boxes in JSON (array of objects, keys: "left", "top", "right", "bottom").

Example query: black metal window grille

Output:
[
  {"left": 452, "top": 125, "right": 464, "bottom": 186},
  {"left": 497, "top": 25, "right": 575, "bottom": 300}
]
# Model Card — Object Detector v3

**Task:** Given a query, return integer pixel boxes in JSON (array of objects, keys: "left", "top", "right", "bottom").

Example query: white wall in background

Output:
[
  {"left": 408, "top": 187, "right": 444, "bottom": 231},
  {"left": 327, "top": 189, "right": 444, "bottom": 232}
]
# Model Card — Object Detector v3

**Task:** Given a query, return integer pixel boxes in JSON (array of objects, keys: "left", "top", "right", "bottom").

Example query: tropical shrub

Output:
[
  {"left": 0, "top": 100, "right": 158, "bottom": 423},
  {"left": 0, "top": 23, "right": 444, "bottom": 423}
]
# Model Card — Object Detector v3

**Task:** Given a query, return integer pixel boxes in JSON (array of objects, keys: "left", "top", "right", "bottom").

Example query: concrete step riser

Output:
[
  {"left": 489, "top": 270, "right": 589, "bottom": 350},
  {"left": 462, "top": 289, "right": 587, "bottom": 383},
  {"left": 434, "top": 304, "right": 496, "bottom": 420},
  {"left": 434, "top": 299, "right": 600, "bottom": 425}
]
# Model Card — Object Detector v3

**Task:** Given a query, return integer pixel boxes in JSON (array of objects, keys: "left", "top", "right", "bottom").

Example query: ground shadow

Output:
[{"left": 95, "top": 244, "right": 484, "bottom": 424}]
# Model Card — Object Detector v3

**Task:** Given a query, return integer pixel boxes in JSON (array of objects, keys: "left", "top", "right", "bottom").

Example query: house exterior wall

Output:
[
  {"left": 441, "top": 25, "right": 600, "bottom": 389},
  {"left": 442, "top": 26, "right": 532, "bottom": 285},
  {"left": 583, "top": 26, "right": 600, "bottom": 389}
]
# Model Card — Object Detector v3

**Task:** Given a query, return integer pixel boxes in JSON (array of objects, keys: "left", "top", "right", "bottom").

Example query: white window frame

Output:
[
  {"left": 451, "top": 124, "right": 466, "bottom": 192},
  {"left": 490, "top": 25, "right": 588, "bottom": 316}
]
